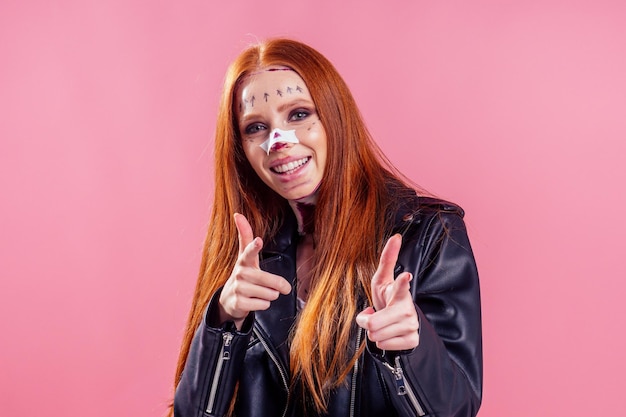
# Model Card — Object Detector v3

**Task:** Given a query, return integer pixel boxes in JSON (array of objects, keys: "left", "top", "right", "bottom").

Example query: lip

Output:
[
  {"left": 268, "top": 155, "right": 312, "bottom": 182},
  {"left": 269, "top": 156, "right": 310, "bottom": 173},
  {"left": 269, "top": 155, "right": 310, "bottom": 169}
]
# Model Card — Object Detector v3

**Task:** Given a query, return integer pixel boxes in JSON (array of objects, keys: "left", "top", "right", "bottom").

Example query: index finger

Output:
[
  {"left": 234, "top": 213, "right": 255, "bottom": 255},
  {"left": 373, "top": 234, "right": 402, "bottom": 285}
]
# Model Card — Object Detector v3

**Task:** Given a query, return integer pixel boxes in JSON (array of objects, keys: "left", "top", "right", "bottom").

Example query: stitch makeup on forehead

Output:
[
  {"left": 240, "top": 84, "right": 304, "bottom": 110},
  {"left": 239, "top": 69, "right": 306, "bottom": 110}
]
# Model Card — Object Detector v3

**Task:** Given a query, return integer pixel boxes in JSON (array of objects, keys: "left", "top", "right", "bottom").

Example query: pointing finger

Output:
[
  {"left": 374, "top": 234, "right": 402, "bottom": 285},
  {"left": 234, "top": 213, "right": 262, "bottom": 269},
  {"left": 234, "top": 213, "right": 255, "bottom": 255},
  {"left": 371, "top": 234, "right": 402, "bottom": 310},
  {"left": 239, "top": 236, "right": 262, "bottom": 269}
]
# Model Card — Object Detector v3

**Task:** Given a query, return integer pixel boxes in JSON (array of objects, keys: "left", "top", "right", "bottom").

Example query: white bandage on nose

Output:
[{"left": 259, "top": 128, "right": 300, "bottom": 155}]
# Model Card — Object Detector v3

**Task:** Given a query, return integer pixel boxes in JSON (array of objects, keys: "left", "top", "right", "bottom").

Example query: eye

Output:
[
  {"left": 289, "top": 109, "right": 310, "bottom": 121},
  {"left": 244, "top": 123, "right": 267, "bottom": 135}
]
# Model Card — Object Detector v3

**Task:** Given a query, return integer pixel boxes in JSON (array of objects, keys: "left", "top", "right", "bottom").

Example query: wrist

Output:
[{"left": 217, "top": 303, "right": 246, "bottom": 330}]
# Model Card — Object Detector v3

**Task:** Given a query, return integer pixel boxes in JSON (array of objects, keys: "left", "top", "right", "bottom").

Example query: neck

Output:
[{"left": 288, "top": 192, "right": 318, "bottom": 236}]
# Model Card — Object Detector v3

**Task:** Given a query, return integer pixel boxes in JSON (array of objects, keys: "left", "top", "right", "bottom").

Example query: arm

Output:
[
  {"left": 174, "top": 292, "right": 253, "bottom": 417},
  {"left": 361, "top": 209, "right": 482, "bottom": 416},
  {"left": 175, "top": 213, "right": 290, "bottom": 417}
]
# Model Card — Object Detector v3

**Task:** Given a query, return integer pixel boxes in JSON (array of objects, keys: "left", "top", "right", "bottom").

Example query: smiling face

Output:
[{"left": 236, "top": 68, "right": 327, "bottom": 201}]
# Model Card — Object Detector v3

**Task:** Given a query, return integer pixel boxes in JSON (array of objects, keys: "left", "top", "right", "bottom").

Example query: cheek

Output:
[
  {"left": 302, "top": 121, "right": 326, "bottom": 145},
  {"left": 310, "top": 126, "right": 328, "bottom": 157},
  {"left": 241, "top": 139, "right": 253, "bottom": 157},
  {"left": 242, "top": 139, "right": 259, "bottom": 159},
  {"left": 242, "top": 141, "right": 268, "bottom": 176}
]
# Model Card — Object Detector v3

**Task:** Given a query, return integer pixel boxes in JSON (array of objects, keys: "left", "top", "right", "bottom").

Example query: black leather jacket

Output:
[{"left": 174, "top": 197, "right": 482, "bottom": 417}]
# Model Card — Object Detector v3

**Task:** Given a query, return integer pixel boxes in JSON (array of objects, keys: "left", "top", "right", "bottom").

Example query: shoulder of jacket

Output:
[
  {"left": 394, "top": 195, "right": 465, "bottom": 227},
  {"left": 418, "top": 196, "right": 464, "bottom": 216}
]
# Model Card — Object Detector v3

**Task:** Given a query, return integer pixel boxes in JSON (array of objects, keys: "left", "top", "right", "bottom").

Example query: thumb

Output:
[
  {"left": 386, "top": 272, "right": 413, "bottom": 306},
  {"left": 355, "top": 306, "right": 376, "bottom": 329}
]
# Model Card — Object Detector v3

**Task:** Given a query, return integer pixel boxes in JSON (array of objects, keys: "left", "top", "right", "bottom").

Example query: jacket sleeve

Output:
[
  {"left": 174, "top": 290, "right": 253, "bottom": 417},
  {"left": 369, "top": 208, "right": 483, "bottom": 417}
]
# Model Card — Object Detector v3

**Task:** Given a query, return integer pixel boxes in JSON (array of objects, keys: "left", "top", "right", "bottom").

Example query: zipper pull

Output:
[
  {"left": 384, "top": 357, "right": 426, "bottom": 415},
  {"left": 222, "top": 332, "right": 233, "bottom": 360},
  {"left": 392, "top": 357, "right": 407, "bottom": 396}
]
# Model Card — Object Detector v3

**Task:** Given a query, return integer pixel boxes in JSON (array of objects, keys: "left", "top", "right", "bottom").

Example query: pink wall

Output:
[{"left": 1, "top": 1, "right": 625, "bottom": 416}]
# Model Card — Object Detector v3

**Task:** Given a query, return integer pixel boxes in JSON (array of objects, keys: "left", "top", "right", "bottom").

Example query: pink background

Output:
[{"left": 1, "top": 1, "right": 625, "bottom": 416}]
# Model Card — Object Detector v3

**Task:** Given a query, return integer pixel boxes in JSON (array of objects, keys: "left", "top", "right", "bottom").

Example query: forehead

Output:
[{"left": 237, "top": 69, "right": 309, "bottom": 104}]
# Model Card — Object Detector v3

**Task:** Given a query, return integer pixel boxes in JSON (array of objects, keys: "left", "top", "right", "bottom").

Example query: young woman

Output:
[{"left": 171, "top": 38, "right": 482, "bottom": 417}]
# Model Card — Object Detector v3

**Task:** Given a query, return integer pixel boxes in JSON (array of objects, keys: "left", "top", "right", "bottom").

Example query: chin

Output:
[{"left": 281, "top": 185, "right": 319, "bottom": 201}]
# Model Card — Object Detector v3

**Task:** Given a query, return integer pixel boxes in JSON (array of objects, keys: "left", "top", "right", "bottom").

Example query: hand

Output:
[
  {"left": 356, "top": 234, "right": 420, "bottom": 351},
  {"left": 218, "top": 213, "right": 292, "bottom": 329}
]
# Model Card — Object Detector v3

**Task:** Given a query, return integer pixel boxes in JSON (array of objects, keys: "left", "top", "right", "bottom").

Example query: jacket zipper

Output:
[
  {"left": 384, "top": 356, "right": 426, "bottom": 416},
  {"left": 349, "top": 327, "right": 363, "bottom": 417},
  {"left": 253, "top": 328, "right": 290, "bottom": 417},
  {"left": 205, "top": 332, "right": 233, "bottom": 414}
]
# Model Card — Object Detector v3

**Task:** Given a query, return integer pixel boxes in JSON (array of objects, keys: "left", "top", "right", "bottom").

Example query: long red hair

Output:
[{"left": 171, "top": 38, "right": 415, "bottom": 414}]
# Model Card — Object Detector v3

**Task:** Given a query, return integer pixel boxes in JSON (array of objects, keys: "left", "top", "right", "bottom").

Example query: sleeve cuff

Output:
[{"left": 205, "top": 287, "right": 254, "bottom": 334}]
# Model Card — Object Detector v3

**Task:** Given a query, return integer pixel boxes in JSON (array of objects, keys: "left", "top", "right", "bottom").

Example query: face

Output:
[{"left": 236, "top": 68, "right": 327, "bottom": 201}]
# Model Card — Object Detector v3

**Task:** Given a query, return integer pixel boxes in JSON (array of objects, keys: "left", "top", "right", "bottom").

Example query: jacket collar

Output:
[
  {"left": 262, "top": 208, "right": 299, "bottom": 257},
  {"left": 255, "top": 210, "right": 299, "bottom": 372}
]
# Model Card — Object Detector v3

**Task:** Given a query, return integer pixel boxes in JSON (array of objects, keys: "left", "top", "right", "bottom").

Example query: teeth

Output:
[{"left": 273, "top": 157, "right": 309, "bottom": 174}]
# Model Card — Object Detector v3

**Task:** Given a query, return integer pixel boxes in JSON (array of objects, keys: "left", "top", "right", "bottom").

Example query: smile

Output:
[{"left": 271, "top": 157, "right": 310, "bottom": 174}]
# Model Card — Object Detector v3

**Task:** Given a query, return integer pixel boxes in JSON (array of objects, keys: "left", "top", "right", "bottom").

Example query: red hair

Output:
[{"left": 171, "top": 38, "right": 417, "bottom": 415}]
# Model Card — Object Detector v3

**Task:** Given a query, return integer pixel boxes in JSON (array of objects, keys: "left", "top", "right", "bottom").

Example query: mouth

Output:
[{"left": 271, "top": 157, "right": 311, "bottom": 175}]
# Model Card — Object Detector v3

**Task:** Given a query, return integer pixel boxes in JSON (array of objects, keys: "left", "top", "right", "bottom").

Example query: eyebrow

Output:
[
  {"left": 239, "top": 98, "right": 315, "bottom": 124},
  {"left": 276, "top": 98, "right": 314, "bottom": 113}
]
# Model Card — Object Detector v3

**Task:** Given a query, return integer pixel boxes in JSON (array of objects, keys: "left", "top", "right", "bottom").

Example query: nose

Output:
[
  {"left": 270, "top": 141, "right": 292, "bottom": 152},
  {"left": 260, "top": 128, "right": 300, "bottom": 155}
]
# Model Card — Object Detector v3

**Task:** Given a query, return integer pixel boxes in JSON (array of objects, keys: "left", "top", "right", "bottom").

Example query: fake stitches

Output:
[{"left": 240, "top": 85, "right": 305, "bottom": 111}]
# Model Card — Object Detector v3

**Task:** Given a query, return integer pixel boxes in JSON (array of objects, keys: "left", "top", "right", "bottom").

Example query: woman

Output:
[{"left": 171, "top": 38, "right": 482, "bottom": 417}]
